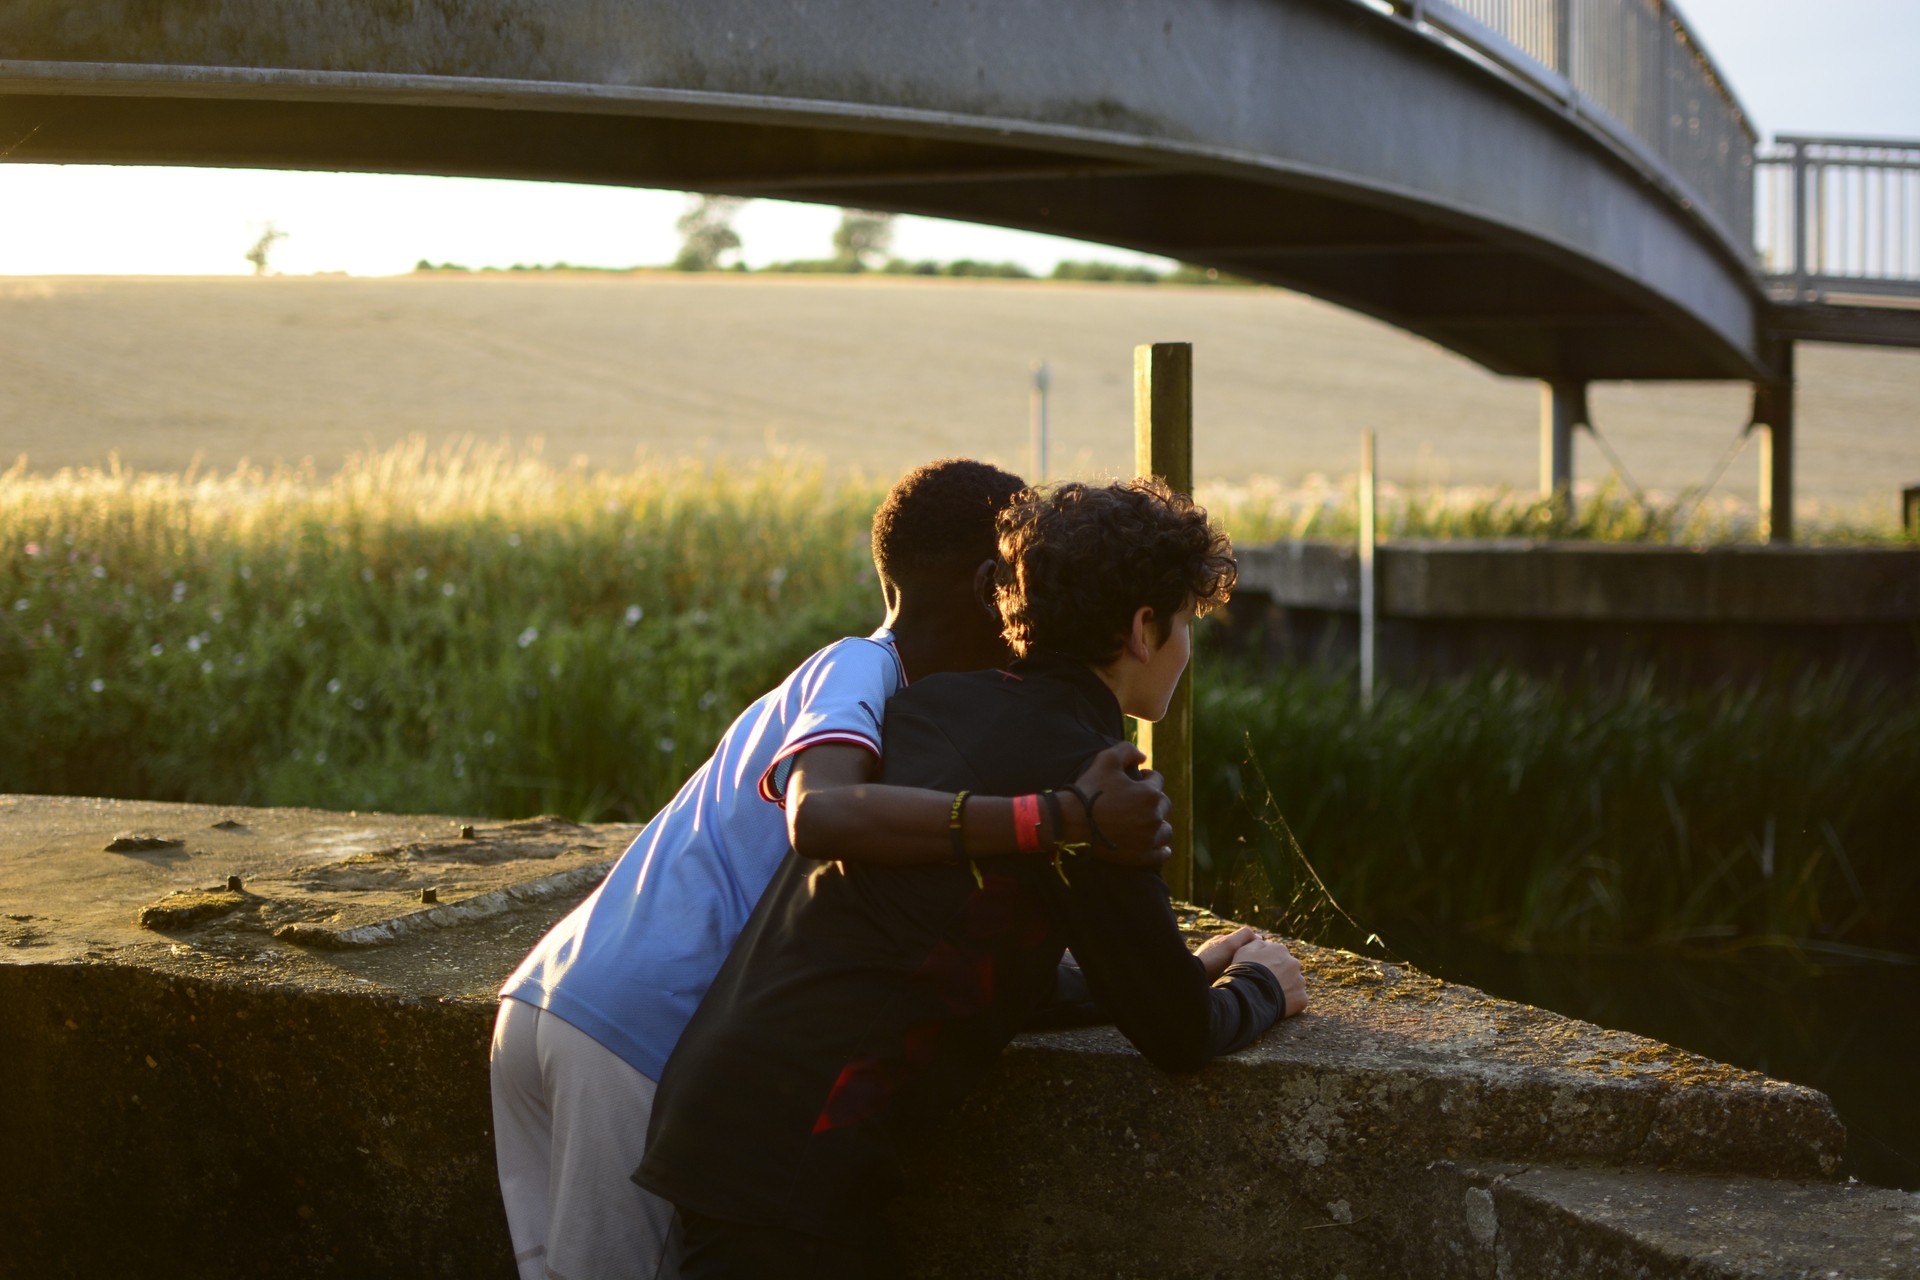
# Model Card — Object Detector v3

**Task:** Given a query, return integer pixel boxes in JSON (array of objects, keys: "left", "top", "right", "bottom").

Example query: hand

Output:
[
  {"left": 1193, "top": 925, "right": 1258, "bottom": 982},
  {"left": 1067, "top": 743, "right": 1172, "bottom": 867},
  {"left": 1231, "top": 936, "right": 1309, "bottom": 1017}
]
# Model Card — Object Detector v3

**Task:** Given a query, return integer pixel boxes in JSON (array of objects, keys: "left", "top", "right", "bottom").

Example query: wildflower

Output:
[
  {"left": 88, "top": 678, "right": 105, "bottom": 693},
  {"left": 624, "top": 605, "right": 645, "bottom": 627},
  {"left": 658, "top": 737, "right": 676, "bottom": 753},
  {"left": 201, "top": 660, "right": 214, "bottom": 675},
  {"left": 12, "top": 599, "right": 26, "bottom": 612},
  {"left": 24, "top": 542, "right": 40, "bottom": 556},
  {"left": 507, "top": 532, "right": 521, "bottom": 548},
  {"left": 517, "top": 626, "right": 539, "bottom": 649},
  {"left": 186, "top": 635, "right": 203, "bottom": 653},
  {"left": 351, "top": 697, "right": 366, "bottom": 711},
  {"left": 414, "top": 566, "right": 428, "bottom": 581},
  {"left": 209, "top": 607, "right": 224, "bottom": 623},
  {"left": 149, "top": 643, "right": 164, "bottom": 657},
  {"left": 91, "top": 565, "right": 107, "bottom": 579},
  {"left": 698, "top": 690, "right": 719, "bottom": 711},
  {"left": 482, "top": 730, "right": 497, "bottom": 746},
  {"left": 315, "top": 750, "right": 328, "bottom": 765},
  {"left": 171, "top": 581, "right": 187, "bottom": 603},
  {"left": 327, "top": 678, "right": 343, "bottom": 695},
  {"left": 441, "top": 581, "right": 456, "bottom": 597},
  {"left": 71, "top": 646, "right": 84, "bottom": 659}
]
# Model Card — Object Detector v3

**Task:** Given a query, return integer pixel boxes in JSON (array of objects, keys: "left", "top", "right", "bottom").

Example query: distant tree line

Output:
[{"left": 412, "top": 198, "right": 1253, "bottom": 285}]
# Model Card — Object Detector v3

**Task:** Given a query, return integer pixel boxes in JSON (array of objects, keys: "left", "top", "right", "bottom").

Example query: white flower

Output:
[
  {"left": 657, "top": 737, "right": 676, "bottom": 753},
  {"left": 441, "top": 582, "right": 456, "bottom": 597},
  {"left": 91, "top": 565, "right": 107, "bottom": 579},
  {"left": 171, "top": 581, "right": 187, "bottom": 603},
  {"left": 149, "top": 643, "right": 164, "bottom": 657},
  {"left": 327, "top": 678, "right": 343, "bottom": 695},
  {"left": 12, "top": 598, "right": 28, "bottom": 612},
  {"left": 623, "top": 605, "right": 645, "bottom": 627},
  {"left": 88, "top": 678, "right": 105, "bottom": 693},
  {"left": 414, "top": 566, "right": 429, "bottom": 581},
  {"left": 517, "top": 626, "right": 539, "bottom": 649}
]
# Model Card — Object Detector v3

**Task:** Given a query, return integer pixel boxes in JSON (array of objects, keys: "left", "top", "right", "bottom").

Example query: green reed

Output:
[
  {"left": 5, "top": 445, "right": 1915, "bottom": 954},
  {"left": 1192, "top": 656, "right": 1920, "bottom": 956},
  {"left": 1, "top": 442, "right": 881, "bottom": 820}
]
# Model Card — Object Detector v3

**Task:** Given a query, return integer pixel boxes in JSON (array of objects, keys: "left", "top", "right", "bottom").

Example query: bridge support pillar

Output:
[
  {"left": 1540, "top": 380, "right": 1590, "bottom": 512},
  {"left": 1753, "top": 343, "right": 1796, "bottom": 544}
]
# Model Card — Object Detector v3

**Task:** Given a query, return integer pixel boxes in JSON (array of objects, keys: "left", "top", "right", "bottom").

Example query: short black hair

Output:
[
  {"left": 994, "top": 479, "right": 1235, "bottom": 664},
  {"left": 872, "top": 458, "right": 1027, "bottom": 593}
]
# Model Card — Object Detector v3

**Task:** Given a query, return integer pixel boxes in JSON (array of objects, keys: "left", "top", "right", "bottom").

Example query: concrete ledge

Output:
[{"left": 0, "top": 795, "right": 1885, "bottom": 1278}]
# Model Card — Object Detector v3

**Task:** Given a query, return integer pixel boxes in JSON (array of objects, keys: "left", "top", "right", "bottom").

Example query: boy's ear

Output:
[
  {"left": 972, "top": 559, "right": 998, "bottom": 616},
  {"left": 1123, "top": 605, "right": 1156, "bottom": 664}
]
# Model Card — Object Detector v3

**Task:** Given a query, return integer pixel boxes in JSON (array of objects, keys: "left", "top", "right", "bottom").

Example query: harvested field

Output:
[{"left": 2, "top": 273, "right": 1916, "bottom": 511}]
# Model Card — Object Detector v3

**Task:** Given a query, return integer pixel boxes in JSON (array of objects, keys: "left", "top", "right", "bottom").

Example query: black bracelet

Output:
[
  {"left": 1039, "top": 789, "right": 1065, "bottom": 849},
  {"left": 1062, "top": 783, "right": 1117, "bottom": 850}
]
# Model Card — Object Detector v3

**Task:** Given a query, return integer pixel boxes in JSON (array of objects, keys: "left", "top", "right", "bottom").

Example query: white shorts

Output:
[{"left": 490, "top": 997, "right": 681, "bottom": 1280}]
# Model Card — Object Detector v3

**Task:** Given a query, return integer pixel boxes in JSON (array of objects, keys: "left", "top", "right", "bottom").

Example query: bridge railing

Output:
[
  {"left": 1378, "top": 0, "right": 1757, "bottom": 260},
  {"left": 1756, "top": 137, "right": 1920, "bottom": 303}
]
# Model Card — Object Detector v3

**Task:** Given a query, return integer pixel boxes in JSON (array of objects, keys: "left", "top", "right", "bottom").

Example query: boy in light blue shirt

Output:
[{"left": 492, "top": 459, "right": 1171, "bottom": 1280}]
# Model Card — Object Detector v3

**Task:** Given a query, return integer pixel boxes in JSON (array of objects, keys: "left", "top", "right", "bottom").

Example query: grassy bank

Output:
[{"left": 5, "top": 447, "right": 1915, "bottom": 954}]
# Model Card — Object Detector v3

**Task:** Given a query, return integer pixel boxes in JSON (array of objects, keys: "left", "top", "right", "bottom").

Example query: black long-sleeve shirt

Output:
[{"left": 638, "top": 653, "right": 1285, "bottom": 1241}]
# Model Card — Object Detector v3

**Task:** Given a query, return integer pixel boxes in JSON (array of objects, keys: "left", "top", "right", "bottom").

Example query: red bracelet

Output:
[{"left": 1012, "top": 793, "right": 1043, "bottom": 853}]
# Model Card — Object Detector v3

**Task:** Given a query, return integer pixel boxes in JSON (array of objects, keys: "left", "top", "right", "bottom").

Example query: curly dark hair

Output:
[
  {"left": 994, "top": 479, "right": 1235, "bottom": 664},
  {"left": 871, "top": 458, "right": 1027, "bottom": 594}
]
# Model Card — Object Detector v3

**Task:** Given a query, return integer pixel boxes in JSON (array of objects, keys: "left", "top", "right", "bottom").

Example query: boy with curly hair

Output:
[{"left": 639, "top": 478, "right": 1309, "bottom": 1278}]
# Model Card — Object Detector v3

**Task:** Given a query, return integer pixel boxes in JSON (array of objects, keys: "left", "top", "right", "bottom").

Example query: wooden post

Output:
[
  {"left": 1753, "top": 341, "right": 1796, "bottom": 545},
  {"left": 1134, "top": 342, "right": 1194, "bottom": 903}
]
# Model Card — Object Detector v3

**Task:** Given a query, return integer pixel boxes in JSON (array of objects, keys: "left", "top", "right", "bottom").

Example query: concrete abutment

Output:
[{"left": 2, "top": 795, "right": 1912, "bottom": 1278}]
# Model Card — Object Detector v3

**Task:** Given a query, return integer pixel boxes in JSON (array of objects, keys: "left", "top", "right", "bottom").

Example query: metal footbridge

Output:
[{"left": 3, "top": 0, "right": 1916, "bottom": 537}]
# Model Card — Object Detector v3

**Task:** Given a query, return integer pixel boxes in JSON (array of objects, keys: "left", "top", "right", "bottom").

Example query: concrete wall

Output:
[
  {"left": 1229, "top": 540, "right": 1920, "bottom": 687},
  {"left": 5, "top": 797, "right": 1907, "bottom": 1279}
]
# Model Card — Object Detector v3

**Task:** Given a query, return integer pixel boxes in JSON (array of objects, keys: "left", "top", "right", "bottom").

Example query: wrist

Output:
[{"left": 1050, "top": 790, "right": 1090, "bottom": 846}]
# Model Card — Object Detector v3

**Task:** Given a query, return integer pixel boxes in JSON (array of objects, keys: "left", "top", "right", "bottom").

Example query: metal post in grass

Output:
[
  {"left": 1359, "top": 431, "right": 1378, "bottom": 713},
  {"left": 1029, "top": 359, "right": 1052, "bottom": 482},
  {"left": 1134, "top": 342, "right": 1193, "bottom": 902},
  {"left": 1540, "top": 380, "right": 1588, "bottom": 519}
]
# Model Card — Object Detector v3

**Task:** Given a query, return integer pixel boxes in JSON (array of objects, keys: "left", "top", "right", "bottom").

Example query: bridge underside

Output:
[{"left": 0, "top": 0, "right": 1773, "bottom": 381}]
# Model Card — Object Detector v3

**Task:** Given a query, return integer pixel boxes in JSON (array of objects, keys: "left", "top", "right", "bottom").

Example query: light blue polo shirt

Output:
[{"left": 500, "top": 629, "right": 906, "bottom": 1081}]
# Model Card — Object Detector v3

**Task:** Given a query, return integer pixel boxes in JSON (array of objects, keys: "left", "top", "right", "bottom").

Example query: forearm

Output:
[
  {"left": 1205, "top": 962, "right": 1287, "bottom": 1057},
  {"left": 791, "top": 783, "right": 1088, "bottom": 865}
]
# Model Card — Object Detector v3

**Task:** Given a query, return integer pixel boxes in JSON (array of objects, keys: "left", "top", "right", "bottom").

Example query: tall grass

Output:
[
  {"left": 5, "top": 444, "right": 1915, "bottom": 954},
  {"left": 1197, "top": 474, "right": 1915, "bottom": 546},
  {"left": 1192, "top": 657, "right": 1920, "bottom": 956},
  {"left": 1, "top": 442, "right": 880, "bottom": 819}
]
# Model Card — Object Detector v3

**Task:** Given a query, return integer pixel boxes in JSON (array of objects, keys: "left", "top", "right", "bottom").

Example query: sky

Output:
[{"left": 0, "top": 0, "right": 1915, "bottom": 277}]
